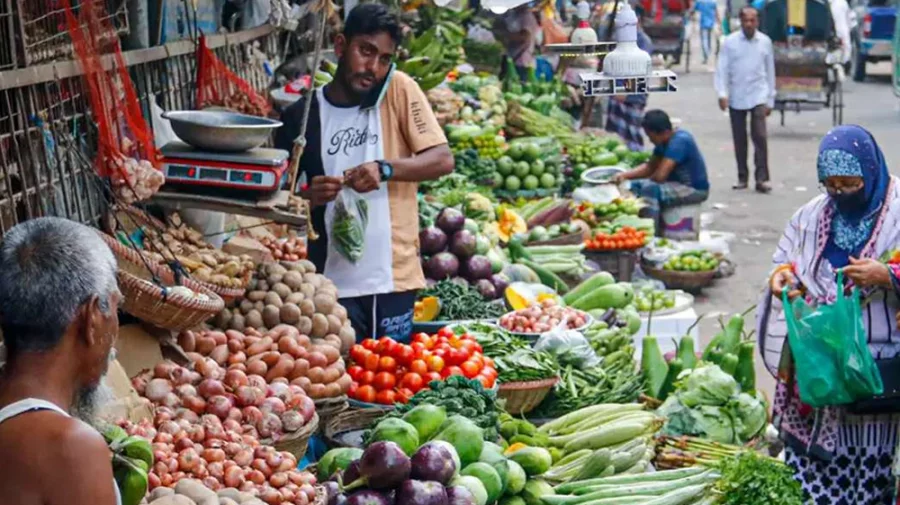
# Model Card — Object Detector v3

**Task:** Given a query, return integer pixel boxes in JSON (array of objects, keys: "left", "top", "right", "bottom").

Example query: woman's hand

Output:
[
  {"left": 843, "top": 257, "right": 892, "bottom": 289},
  {"left": 770, "top": 266, "right": 802, "bottom": 300}
]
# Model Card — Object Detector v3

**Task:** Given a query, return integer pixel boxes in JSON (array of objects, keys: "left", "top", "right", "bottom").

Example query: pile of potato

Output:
[
  {"left": 212, "top": 261, "right": 355, "bottom": 354},
  {"left": 127, "top": 212, "right": 255, "bottom": 290}
]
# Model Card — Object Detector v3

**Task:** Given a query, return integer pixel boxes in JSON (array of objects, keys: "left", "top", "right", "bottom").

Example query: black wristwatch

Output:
[{"left": 377, "top": 160, "right": 394, "bottom": 181}]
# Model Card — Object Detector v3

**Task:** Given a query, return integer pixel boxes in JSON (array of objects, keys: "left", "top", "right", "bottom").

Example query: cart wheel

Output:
[{"left": 832, "top": 80, "right": 844, "bottom": 126}]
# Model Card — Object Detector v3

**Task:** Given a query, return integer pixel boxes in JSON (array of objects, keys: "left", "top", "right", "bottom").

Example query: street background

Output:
[{"left": 644, "top": 29, "right": 900, "bottom": 396}]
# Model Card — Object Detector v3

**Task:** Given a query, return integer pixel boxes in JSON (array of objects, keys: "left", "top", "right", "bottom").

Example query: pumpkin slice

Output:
[{"left": 414, "top": 296, "right": 441, "bottom": 322}]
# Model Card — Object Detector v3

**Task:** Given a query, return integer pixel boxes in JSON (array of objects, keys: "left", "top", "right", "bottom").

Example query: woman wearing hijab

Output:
[{"left": 758, "top": 125, "right": 900, "bottom": 504}]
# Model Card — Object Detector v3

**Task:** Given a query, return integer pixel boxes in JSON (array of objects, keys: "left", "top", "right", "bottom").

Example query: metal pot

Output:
[{"left": 162, "top": 110, "right": 283, "bottom": 152}]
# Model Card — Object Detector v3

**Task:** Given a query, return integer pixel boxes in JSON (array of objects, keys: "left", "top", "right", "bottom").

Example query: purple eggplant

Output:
[
  {"left": 346, "top": 490, "right": 393, "bottom": 505},
  {"left": 444, "top": 486, "right": 475, "bottom": 505},
  {"left": 410, "top": 442, "right": 457, "bottom": 484},
  {"left": 346, "top": 441, "right": 411, "bottom": 491},
  {"left": 396, "top": 480, "right": 448, "bottom": 505},
  {"left": 342, "top": 460, "right": 361, "bottom": 485}
]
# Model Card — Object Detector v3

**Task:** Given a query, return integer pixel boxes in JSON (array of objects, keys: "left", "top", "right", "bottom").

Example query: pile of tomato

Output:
[
  {"left": 584, "top": 226, "right": 648, "bottom": 251},
  {"left": 347, "top": 328, "right": 498, "bottom": 405}
]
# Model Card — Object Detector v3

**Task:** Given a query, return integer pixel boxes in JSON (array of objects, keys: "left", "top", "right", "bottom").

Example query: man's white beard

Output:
[{"left": 73, "top": 377, "right": 115, "bottom": 428}]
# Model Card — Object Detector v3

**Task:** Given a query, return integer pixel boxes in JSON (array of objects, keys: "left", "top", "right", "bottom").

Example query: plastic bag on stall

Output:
[
  {"left": 783, "top": 271, "right": 883, "bottom": 408},
  {"left": 534, "top": 320, "right": 601, "bottom": 369},
  {"left": 331, "top": 188, "right": 369, "bottom": 263},
  {"left": 196, "top": 35, "right": 271, "bottom": 117}
]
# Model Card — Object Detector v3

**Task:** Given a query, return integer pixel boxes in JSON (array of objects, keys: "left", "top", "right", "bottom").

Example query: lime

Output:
[
  {"left": 497, "top": 156, "right": 514, "bottom": 176},
  {"left": 523, "top": 175, "right": 539, "bottom": 190},
  {"left": 514, "top": 161, "right": 531, "bottom": 178},
  {"left": 530, "top": 160, "right": 545, "bottom": 176},
  {"left": 508, "top": 143, "right": 525, "bottom": 161},
  {"left": 491, "top": 172, "right": 504, "bottom": 187},
  {"left": 505, "top": 175, "right": 522, "bottom": 191},
  {"left": 524, "top": 143, "right": 541, "bottom": 162},
  {"left": 540, "top": 173, "right": 557, "bottom": 189}
]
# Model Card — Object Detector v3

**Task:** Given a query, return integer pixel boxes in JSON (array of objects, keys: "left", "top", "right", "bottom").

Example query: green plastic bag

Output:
[{"left": 782, "top": 271, "right": 883, "bottom": 408}]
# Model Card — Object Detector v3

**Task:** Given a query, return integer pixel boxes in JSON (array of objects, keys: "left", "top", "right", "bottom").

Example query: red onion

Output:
[
  {"left": 267, "top": 382, "right": 290, "bottom": 398},
  {"left": 281, "top": 410, "right": 305, "bottom": 432},
  {"left": 197, "top": 379, "right": 226, "bottom": 399},
  {"left": 257, "top": 413, "right": 283, "bottom": 439},
  {"left": 279, "top": 455, "right": 297, "bottom": 473},
  {"left": 145, "top": 378, "right": 173, "bottom": 402},
  {"left": 236, "top": 386, "right": 265, "bottom": 408},
  {"left": 154, "top": 433, "right": 173, "bottom": 444},
  {"left": 188, "top": 425, "right": 206, "bottom": 443},
  {"left": 175, "top": 437, "right": 194, "bottom": 452},
  {"left": 174, "top": 408, "right": 200, "bottom": 423},
  {"left": 297, "top": 395, "right": 315, "bottom": 423},
  {"left": 248, "top": 469, "right": 266, "bottom": 485},
  {"left": 132, "top": 377, "right": 148, "bottom": 396},
  {"left": 223, "top": 419, "right": 242, "bottom": 433},
  {"left": 154, "top": 362, "right": 177, "bottom": 379},
  {"left": 155, "top": 407, "right": 175, "bottom": 422},
  {"left": 254, "top": 446, "right": 274, "bottom": 459},
  {"left": 260, "top": 397, "right": 286, "bottom": 417},
  {"left": 269, "top": 471, "right": 289, "bottom": 488},
  {"left": 206, "top": 395, "right": 234, "bottom": 419},
  {"left": 224, "top": 369, "right": 250, "bottom": 391},
  {"left": 261, "top": 487, "right": 282, "bottom": 505},
  {"left": 226, "top": 407, "right": 243, "bottom": 422},
  {"left": 177, "top": 448, "right": 200, "bottom": 471},
  {"left": 224, "top": 465, "right": 245, "bottom": 487},
  {"left": 160, "top": 393, "right": 181, "bottom": 409},
  {"left": 158, "top": 421, "right": 180, "bottom": 435},
  {"left": 171, "top": 367, "right": 193, "bottom": 386},
  {"left": 202, "top": 476, "right": 222, "bottom": 491},
  {"left": 280, "top": 487, "right": 297, "bottom": 503},
  {"left": 175, "top": 384, "right": 197, "bottom": 397},
  {"left": 247, "top": 375, "right": 268, "bottom": 390},
  {"left": 204, "top": 438, "right": 224, "bottom": 449},
  {"left": 300, "top": 483, "right": 316, "bottom": 502},
  {"left": 182, "top": 396, "right": 207, "bottom": 415},
  {"left": 265, "top": 451, "right": 284, "bottom": 470},
  {"left": 200, "top": 414, "right": 224, "bottom": 429},
  {"left": 223, "top": 442, "right": 243, "bottom": 457},
  {"left": 233, "top": 449, "right": 254, "bottom": 467},
  {"left": 202, "top": 448, "right": 226, "bottom": 463}
]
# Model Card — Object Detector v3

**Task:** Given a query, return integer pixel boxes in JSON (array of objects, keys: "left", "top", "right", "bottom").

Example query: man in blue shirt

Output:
[
  {"left": 692, "top": 0, "right": 719, "bottom": 64},
  {"left": 614, "top": 110, "right": 710, "bottom": 232}
]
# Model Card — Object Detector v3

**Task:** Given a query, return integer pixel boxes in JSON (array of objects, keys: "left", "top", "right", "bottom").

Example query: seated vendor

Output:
[{"left": 613, "top": 110, "right": 709, "bottom": 231}]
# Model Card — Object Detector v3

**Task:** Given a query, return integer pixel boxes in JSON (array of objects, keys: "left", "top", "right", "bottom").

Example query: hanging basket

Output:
[
  {"left": 498, "top": 377, "right": 560, "bottom": 415},
  {"left": 117, "top": 270, "right": 224, "bottom": 331},
  {"left": 262, "top": 412, "right": 319, "bottom": 461}
]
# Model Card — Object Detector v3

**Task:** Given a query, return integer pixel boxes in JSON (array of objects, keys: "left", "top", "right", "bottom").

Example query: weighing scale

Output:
[{"left": 160, "top": 141, "right": 290, "bottom": 197}]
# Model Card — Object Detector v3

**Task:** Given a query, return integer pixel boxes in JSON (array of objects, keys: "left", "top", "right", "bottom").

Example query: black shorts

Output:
[{"left": 339, "top": 290, "right": 417, "bottom": 343}]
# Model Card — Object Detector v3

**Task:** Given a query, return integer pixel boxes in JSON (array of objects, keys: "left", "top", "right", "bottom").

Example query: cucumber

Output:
[
  {"left": 640, "top": 484, "right": 708, "bottom": 505},
  {"left": 519, "top": 259, "right": 569, "bottom": 294},
  {"left": 553, "top": 467, "right": 705, "bottom": 493},
  {"left": 556, "top": 472, "right": 717, "bottom": 503},
  {"left": 563, "top": 272, "right": 616, "bottom": 305}
]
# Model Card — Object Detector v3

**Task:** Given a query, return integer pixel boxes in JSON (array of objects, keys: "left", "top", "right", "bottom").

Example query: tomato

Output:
[
  {"left": 409, "top": 359, "right": 428, "bottom": 376},
  {"left": 358, "top": 370, "right": 375, "bottom": 385},
  {"left": 410, "top": 342, "right": 428, "bottom": 357},
  {"left": 460, "top": 360, "right": 482, "bottom": 379},
  {"left": 460, "top": 340, "right": 482, "bottom": 355},
  {"left": 482, "top": 367, "right": 498, "bottom": 381},
  {"left": 426, "top": 355, "right": 445, "bottom": 373},
  {"left": 396, "top": 388, "right": 414, "bottom": 403},
  {"left": 362, "top": 339, "right": 378, "bottom": 351},
  {"left": 375, "top": 390, "right": 397, "bottom": 405},
  {"left": 373, "top": 372, "right": 396, "bottom": 391},
  {"left": 350, "top": 345, "right": 367, "bottom": 364},
  {"left": 378, "top": 356, "right": 398, "bottom": 373},
  {"left": 394, "top": 345, "right": 415, "bottom": 367},
  {"left": 412, "top": 332, "right": 430, "bottom": 343},
  {"left": 376, "top": 337, "right": 398, "bottom": 356},
  {"left": 356, "top": 385, "right": 376, "bottom": 403},
  {"left": 476, "top": 375, "right": 492, "bottom": 388},
  {"left": 446, "top": 348, "right": 470, "bottom": 367},
  {"left": 347, "top": 365, "right": 365, "bottom": 382},
  {"left": 425, "top": 372, "right": 442, "bottom": 384},
  {"left": 400, "top": 373, "right": 425, "bottom": 393},
  {"left": 432, "top": 347, "right": 448, "bottom": 360},
  {"left": 442, "top": 366, "right": 464, "bottom": 378},
  {"left": 363, "top": 353, "right": 380, "bottom": 372},
  {"left": 437, "top": 327, "right": 455, "bottom": 339},
  {"left": 348, "top": 382, "right": 358, "bottom": 398}
]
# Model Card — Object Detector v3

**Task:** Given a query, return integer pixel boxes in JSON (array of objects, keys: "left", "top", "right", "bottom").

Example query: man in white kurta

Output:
[{"left": 829, "top": 0, "right": 853, "bottom": 66}]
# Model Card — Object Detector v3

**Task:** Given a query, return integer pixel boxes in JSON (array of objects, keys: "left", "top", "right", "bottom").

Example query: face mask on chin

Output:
[{"left": 832, "top": 189, "right": 868, "bottom": 213}]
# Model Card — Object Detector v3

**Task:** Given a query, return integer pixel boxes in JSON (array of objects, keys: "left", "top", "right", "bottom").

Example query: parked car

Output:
[{"left": 851, "top": 0, "right": 896, "bottom": 81}]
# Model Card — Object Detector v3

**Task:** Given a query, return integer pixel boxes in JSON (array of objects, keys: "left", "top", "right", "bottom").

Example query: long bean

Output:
[{"left": 420, "top": 280, "right": 505, "bottom": 321}]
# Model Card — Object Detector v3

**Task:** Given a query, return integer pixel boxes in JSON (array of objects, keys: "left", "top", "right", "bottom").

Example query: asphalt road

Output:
[{"left": 642, "top": 45, "right": 900, "bottom": 395}]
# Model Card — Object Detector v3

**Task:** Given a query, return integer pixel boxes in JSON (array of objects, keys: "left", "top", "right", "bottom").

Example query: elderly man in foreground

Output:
[{"left": 0, "top": 217, "right": 122, "bottom": 505}]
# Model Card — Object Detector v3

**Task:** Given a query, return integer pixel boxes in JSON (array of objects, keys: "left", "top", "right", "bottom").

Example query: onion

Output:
[
  {"left": 175, "top": 384, "right": 197, "bottom": 397},
  {"left": 223, "top": 419, "right": 242, "bottom": 433},
  {"left": 226, "top": 407, "right": 243, "bottom": 422},
  {"left": 158, "top": 421, "right": 180, "bottom": 435},
  {"left": 242, "top": 432, "right": 259, "bottom": 445},
  {"left": 224, "top": 369, "right": 250, "bottom": 391},
  {"left": 247, "top": 375, "right": 268, "bottom": 390},
  {"left": 257, "top": 413, "right": 283, "bottom": 439},
  {"left": 261, "top": 487, "right": 282, "bottom": 505},
  {"left": 148, "top": 472, "right": 161, "bottom": 490},
  {"left": 155, "top": 407, "right": 175, "bottom": 422},
  {"left": 248, "top": 469, "right": 267, "bottom": 485},
  {"left": 267, "top": 382, "right": 290, "bottom": 398},
  {"left": 280, "top": 487, "right": 297, "bottom": 503},
  {"left": 152, "top": 459, "right": 169, "bottom": 477},
  {"left": 200, "top": 413, "right": 224, "bottom": 429},
  {"left": 281, "top": 410, "right": 305, "bottom": 432},
  {"left": 154, "top": 362, "right": 177, "bottom": 379},
  {"left": 154, "top": 433, "right": 173, "bottom": 444},
  {"left": 265, "top": 451, "right": 284, "bottom": 470},
  {"left": 234, "top": 449, "right": 254, "bottom": 467},
  {"left": 268, "top": 471, "right": 289, "bottom": 488},
  {"left": 202, "top": 476, "right": 221, "bottom": 491},
  {"left": 296, "top": 492, "right": 310, "bottom": 505},
  {"left": 260, "top": 397, "right": 286, "bottom": 417},
  {"left": 297, "top": 395, "right": 315, "bottom": 423},
  {"left": 188, "top": 425, "right": 206, "bottom": 443},
  {"left": 175, "top": 436, "right": 194, "bottom": 452},
  {"left": 242, "top": 406, "right": 264, "bottom": 426},
  {"left": 300, "top": 483, "right": 317, "bottom": 501},
  {"left": 174, "top": 408, "right": 200, "bottom": 423},
  {"left": 204, "top": 438, "right": 223, "bottom": 449},
  {"left": 236, "top": 386, "right": 265, "bottom": 408},
  {"left": 198, "top": 379, "right": 226, "bottom": 399},
  {"left": 177, "top": 448, "right": 200, "bottom": 471},
  {"left": 132, "top": 377, "right": 148, "bottom": 395},
  {"left": 145, "top": 379, "right": 173, "bottom": 402},
  {"left": 223, "top": 442, "right": 243, "bottom": 457},
  {"left": 182, "top": 395, "right": 207, "bottom": 415},
  {"left": 192, "top": 462, "right": 209, "bottom": 479},
  {"left": 170, "top": 367, "right": 193, "bottom": 386},
  {"left": 208, "top": 461, "right": 225, "bottom": 480},
  {"left": 224, "top": 465, "right": 245, "bottom": 487},
  {"left": 206, "top": 395, "right": 234, "bottom": 419},
  {"left": 194, "top": 357, "right": 216, "bottom": 377},
  {"left": 202, "top": 448, "right": 226, "bottom": 463}
]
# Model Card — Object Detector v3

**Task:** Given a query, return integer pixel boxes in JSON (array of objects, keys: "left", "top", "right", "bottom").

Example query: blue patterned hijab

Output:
[{"left": 817, "top": 125, "right": 890, "bottom": 268}]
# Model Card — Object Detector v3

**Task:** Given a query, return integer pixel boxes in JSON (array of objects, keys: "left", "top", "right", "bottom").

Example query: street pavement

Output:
[{"left": 641, "top": 40, "right": 900, "bottom": 395}]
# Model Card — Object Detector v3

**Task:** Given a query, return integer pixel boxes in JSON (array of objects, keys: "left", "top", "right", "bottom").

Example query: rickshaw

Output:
[
  {"left": 641, "top": 0, "right": 693, "bottom": 71},
  {"left": 760, "top": 0, "right": 845, "bottom": 126}
]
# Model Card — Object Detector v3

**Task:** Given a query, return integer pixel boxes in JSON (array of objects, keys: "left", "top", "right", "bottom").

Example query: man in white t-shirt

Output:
[{"left": 276, "top": 4, "right": 453, "bottom": 341}]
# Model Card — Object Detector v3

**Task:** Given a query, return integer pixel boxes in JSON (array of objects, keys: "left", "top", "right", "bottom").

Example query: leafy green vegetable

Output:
[
  {"left": 714, "top": 452, "right": 805, "bottom": 505},
  {"left": 332, "top": 192, "right": 367, "bottom": 263},
  {"left": 679, "top": 364, "right": 740, "bottom": 407},
  {"left": 420, "top": 281, "right": 505, "bottom": 321},
  {"left": 493, "top": 349, "right": 559, "bottom": 383},
  {"left": 728, "top": 393, "right": 767, "bottom": 442},
  {"left": 451, "top": 322, "right": 528, "bottom": 358}
]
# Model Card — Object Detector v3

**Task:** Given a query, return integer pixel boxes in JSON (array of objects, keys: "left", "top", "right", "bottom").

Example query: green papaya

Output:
[
  {"left": 402, "top": 404, "right": 447, "bottom": 441},
  {"left": 570, "top": 283, "right": 635, "bottom": 311},
  {"left": 506, "top": 447, "right": 553, "bottom": 476},
  {"left": 369, "top": 418, "right": 420, "bottom": 456},
  {"left": 318, "top": 448, "right": 364, "bottom": 481}
]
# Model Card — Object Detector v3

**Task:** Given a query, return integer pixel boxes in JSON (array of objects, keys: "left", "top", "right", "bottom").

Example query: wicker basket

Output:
[
  {"left": 323, "top": 407, "right": 386, "bottom": 448},
  {"left": 498, "top": 377, "right": 560, "bottom": 415},
  {"left": 641, "top": 263, "right": 716, "bottom": 291},
  {"left": 117, "top": 270, "right": 224, "bottom": 331},
  {"left": 262, "top": 412, "right": 319, "bottom": 460},
  {"left": 314, "top": 395, "right": 349, "bottom": 433},
  {"left": 583, "top": 250, "right": 637, "bottom": 282}
]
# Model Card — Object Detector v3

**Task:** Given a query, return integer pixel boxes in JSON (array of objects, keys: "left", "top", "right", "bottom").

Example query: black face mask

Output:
[{"left": 832, "top": 189, "right": 868, "bottom": 212}]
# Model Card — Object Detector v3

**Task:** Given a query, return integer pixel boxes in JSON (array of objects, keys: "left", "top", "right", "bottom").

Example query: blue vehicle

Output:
[{"left": 851, "top": 0, "right": 897, "bottom": 81}]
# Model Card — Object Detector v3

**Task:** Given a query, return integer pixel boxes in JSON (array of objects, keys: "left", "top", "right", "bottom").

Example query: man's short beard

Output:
[{"left": 73, "top": 349, "right": 117, "bottom": 427}]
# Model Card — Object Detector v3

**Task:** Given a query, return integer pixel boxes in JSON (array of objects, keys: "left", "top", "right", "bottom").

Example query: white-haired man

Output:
[{"left": 0, "top": 217, "right": 122, "bottom": 505}]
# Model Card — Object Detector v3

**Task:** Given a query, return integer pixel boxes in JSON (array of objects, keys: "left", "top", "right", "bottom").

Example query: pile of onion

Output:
[
  {"left": 259, "top": 235, "right": 307, "bottom": 262},
  {"left": 122, "top": 416, "right": 316, "bottom": 504},
  {"left": 176, "top": 325, "right": 352, "bottom": 400}
]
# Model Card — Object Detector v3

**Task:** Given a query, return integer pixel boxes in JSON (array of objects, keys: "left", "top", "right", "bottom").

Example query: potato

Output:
[
  {"left": 280, "top": 303, "right": 302, "bottom": 325},
  {"left": 285, "top": 292, "right": 305, "bottom": 305},
  {"left": 272, "top": 282, "right": 292, "bottom": 300},
  {"left": 256, "top": 280, "right": 269, "bottom": 292},
  {"left": 214, "top": 309, "right": 233, "bottom": 329},
  {"left": 195, "top": 336, "right": 216, "bottom": 355},
  {"left": 313, "top": 294, "right": 336, "bottom": 315},
  {"left": 299, "top": 284, "right": 316, "bottom": 299},
  {"left": 230, "top": 313, "right": 246, "bottom": 331},
  {"left": 267, "top": 274, "right": 283, "bottom": 286},
  {"left": 247, "top": 336, "right": 274, "bottom": 356},
  {"left": 302, "top": 273, "right": 323, "bottom": 289},
  {"left": 246, "top": 291, "right": 267, "bottom": 302},
  {"left": 245, "top": 310, "right": 263, "bottom": 329},
  {"left": 219, "top": 499, "right": 239, "bottom": 505},
  {"left": 216, "top": 489, "right": 243, "bottom": 502},
  {"left": 297, "top": 316, "right": 313, "bottom": 336},
  {"left": 149, "top": 487, "right": 175, "bottom": 501},
  {"left": 299, "top": 299, "right": 316, "bottom": 317},
  {"left": 319, "top": 342, "right": 341, "bottom": 363},
  {"left": 325, "top": 314, "right": 343, "bottom": 336},
  {"left": 324, "top": 334, "right": 343, "bottom": 350},
  {"left": 148, "top": 496, "right": 194, "bottom": 505},
  {"left": 253, "top": 301, "right": 266, "bottom": 313},
  {"left": 262, "top": 305, "right": 281, "bottom": 328},
  {"left": 298, "top": 259, "right": 316, "bottom": 273},
  {"left": 263, "top": 292, "right": 283, "bottom": 308},
  {"left": 266, "top": 356, "right": 295, "bottom": 382},
  {"left": 310, "top": 313, "right": 329, "bottom": 339},
  {"left": 331, "top": 303, "right": 348, "bottom": 321},
  {"left": 175, "top": 479, "right": 217, "bottom": 503},
  {"left": 269, "top": 263, "right": 288, "bottom": 276},
  {"left": 339, "top": 324, "right": 356, "bottom": 351},
  {"left": 283, "top": 271, "right": 304, "bottom": 290},
  {"left": 239, "top": 299, "right": 256, "bottom": 314}
]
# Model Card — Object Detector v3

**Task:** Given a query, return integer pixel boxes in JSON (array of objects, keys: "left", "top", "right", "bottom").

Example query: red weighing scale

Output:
[{"left": 160, "top": 141, "right": 290, "bottom": 194}]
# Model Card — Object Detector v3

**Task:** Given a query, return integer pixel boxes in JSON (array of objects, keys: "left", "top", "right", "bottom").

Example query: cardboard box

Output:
[
  {"left": 100, "top": 359, "right": 153, "bottom": 423},
  {"left": 223, "top": 235, "right": 275, "bottom": 264}
]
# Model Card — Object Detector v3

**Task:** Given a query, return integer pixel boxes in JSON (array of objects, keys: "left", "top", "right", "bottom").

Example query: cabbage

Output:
[
  {"left": 690, "top": 405, "right": 736, "bottom": 444},
  {"left": 728, "top": 393, "right": 768, "bottom": 442},
  {"left": 679, "top": 364, "right": 739, "bottom": 407}
]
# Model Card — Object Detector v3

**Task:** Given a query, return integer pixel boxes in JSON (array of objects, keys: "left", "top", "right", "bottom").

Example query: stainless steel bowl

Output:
[{"left": 162, "top": 110, "right": 283, "bottom": 152}]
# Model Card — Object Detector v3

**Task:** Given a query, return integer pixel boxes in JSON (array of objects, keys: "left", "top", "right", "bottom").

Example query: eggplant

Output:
[
  {"left": 436, "top": 208, "right": 465, "bottom": 235},
  {"left": 346, "top": 441, "right": 411, "bottom": 491},
  {"left": 410, "top": 442, "right": 457, "bottom": 484},
  {"left": 347, "top": 490, "right": 393, "bottom": 505},
  {"left": 342, "top": 459, "right": 362, "bottom": 484},
  {"left": 449, "top": 230, "right": 477, "bottom": 260},
  {"left": 444, "top": 486, "right": 476, "bottom": 505},
  {"left": 323, "top": 482, "right": 346, "bottom": 505},
  {"left": 396, "top": 480, "right": 448, "bottom": 505},
  {"left": 426, "top": 253, "right": 460, "bottom": 280},
  {"left": 420, "top": 227, "right": 449, "bottom": 256}
]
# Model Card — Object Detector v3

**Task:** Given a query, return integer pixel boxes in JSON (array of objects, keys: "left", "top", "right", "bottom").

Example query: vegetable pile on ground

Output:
[
  {"left": 346, "top": 331, "right": 498, "bottom": 405},
  {"left": 179, "top": 325, "right": 351, "bottom": 401},
  {"left": 212, "top": 260, "right": 356, "bottom": 356},
  {"left": 370, "top": 375, "right": 500, "bottom": 441}
]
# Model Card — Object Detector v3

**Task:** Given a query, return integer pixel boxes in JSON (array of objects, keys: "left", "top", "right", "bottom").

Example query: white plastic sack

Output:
[{"left": 534, "top": 321, "right": 601, "bottom": 369}]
